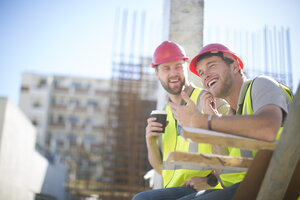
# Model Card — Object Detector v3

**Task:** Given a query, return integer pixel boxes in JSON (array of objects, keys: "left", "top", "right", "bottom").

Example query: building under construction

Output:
[
  {"left": 17, "top": 1, "right": 204, "bottom": 199},
  {"left": 73, "top": 9, "right": 159, "bottom": 199},
  {"left": 19, "top": 7, "right": 160, "bottom": 199}
]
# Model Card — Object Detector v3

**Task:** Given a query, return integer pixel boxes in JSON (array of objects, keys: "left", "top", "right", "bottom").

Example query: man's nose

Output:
[
  {"left": 203, "top": 71, "right": 210, "bottom": 80},
  {"left": 202, "top": 71, "right": 212, "bottom": 86},
  {"left": 170, "top": 68, "right": 179, "bottom": 76}
]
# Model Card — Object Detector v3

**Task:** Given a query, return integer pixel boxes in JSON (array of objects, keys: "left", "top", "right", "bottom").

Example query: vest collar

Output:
[{"left": 236, "top": 79, "right": 252, "bottom": 115}]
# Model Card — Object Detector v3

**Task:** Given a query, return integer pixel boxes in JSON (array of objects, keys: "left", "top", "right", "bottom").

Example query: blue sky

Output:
[
  {"left": 0, "top": 0, "right": 299, "bottom": 105},
  {"left": 0, "top": 0, "right": 163, "bottom": 105}
]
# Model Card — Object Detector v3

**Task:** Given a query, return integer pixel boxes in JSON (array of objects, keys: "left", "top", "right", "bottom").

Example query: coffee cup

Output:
[{"left": 151, "top": 110, "right": 167, "bottom": 133}]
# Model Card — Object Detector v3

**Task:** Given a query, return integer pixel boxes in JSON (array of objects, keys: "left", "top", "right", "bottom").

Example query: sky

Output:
[
  {"left": 0, "top": 0, "right": 299, "bottom": 106},
  {"left": 0, "top": 0, "right": 164, "bottom": 106}
]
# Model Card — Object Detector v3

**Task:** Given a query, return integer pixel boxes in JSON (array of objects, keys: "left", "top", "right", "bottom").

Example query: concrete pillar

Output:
[
  {"left": 163, "top": 0, "right": 205, "bottom": 88},
  {"left": 153, "top": 0, "right": 205, "bottom": 189}
]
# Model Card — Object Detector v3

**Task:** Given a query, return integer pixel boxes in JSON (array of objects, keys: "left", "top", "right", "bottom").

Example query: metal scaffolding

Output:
[
  {"left": 204, "top": 26, "right": 294, "bottom": 90},
  {"left": 99, "top": 9, "right": 158, "bottom": 200},
  {"left": 63, "top": 8, "right": 159, "bottom": 199}
]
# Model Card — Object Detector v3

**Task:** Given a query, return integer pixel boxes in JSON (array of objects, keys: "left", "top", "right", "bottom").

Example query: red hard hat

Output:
[
  {"left": 152, "top": 41, "right": 188, "bottom": 68},
  {"left": 189, "top": 43, "right": 244, "bottom": 77}
]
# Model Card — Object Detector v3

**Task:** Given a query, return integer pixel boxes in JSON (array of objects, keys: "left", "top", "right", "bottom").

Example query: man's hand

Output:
[
  {"left": 200, "top": 91, "right": 217, "bottom": 115},
  {"left": 200, "top": 91, "right": 222, "bottom": 116},
  {"left": 182, "top": 177, "right": 211, "bottom": 191},
  {"left": 145, "top": 117, "right": 163, "bottom": 144},
  {"left": 145, "top": 117, "right": 165, "bottom": 174},
  {"left": 167, "top": 91, "right": 203, "bottom": 127},
  {"left": 167, "top": 91, "right": 198, "bottom": 127}
]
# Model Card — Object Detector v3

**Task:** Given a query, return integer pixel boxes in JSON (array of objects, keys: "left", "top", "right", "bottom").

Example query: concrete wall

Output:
[
  {"left": 0, "top": 98, "right": 65, "bottom": 200},
  {"left": 41, "top": 160, "right": 66, "bottom": 199}
]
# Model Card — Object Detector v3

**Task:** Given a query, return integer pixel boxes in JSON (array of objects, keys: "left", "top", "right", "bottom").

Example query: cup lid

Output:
[{"left": 151, "top": 110, "right": 167, "bottom": 115}]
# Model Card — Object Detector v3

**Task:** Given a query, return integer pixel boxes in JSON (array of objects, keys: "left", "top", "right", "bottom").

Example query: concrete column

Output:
[
  {"left": 163, "top": 0, "right": 205, "bottom": 88},
  {"left": 152, "top": 0, "right": 205, "bottom": 189}
]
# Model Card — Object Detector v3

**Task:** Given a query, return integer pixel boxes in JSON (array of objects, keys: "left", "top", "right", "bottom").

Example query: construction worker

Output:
[
  {"left": 132, "top": 41, "right": 229, "bottom": 200},
  {"left": 167, "top": 43, "right": 292, "bottom": 199}
]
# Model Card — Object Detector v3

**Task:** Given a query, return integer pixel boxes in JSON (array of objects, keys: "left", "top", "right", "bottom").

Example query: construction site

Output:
[
  {"left": 0, "top": 0, "right": 298, "bottom": 200},
  {"left": 49, "top": 6, "right": 160, "bottom": 200}
]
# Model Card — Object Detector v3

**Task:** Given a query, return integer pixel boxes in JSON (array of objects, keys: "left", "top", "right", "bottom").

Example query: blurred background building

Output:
[
  {"left": 18, "top": 69, "right": 157, "bottom": 199},
  {"left": 19, "top": 73, "right": 111, "bottom": 183}
]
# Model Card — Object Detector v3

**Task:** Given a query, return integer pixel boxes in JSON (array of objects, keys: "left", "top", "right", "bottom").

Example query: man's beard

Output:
[
  {"left": 161, "top": 78, "right": 185, "bottom": 95},
  {"left": 210, "top": 72, "right": 233, "bottom": 99}
]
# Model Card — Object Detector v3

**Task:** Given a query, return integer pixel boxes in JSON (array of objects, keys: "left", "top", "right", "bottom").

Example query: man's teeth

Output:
[{"left": 208, "top": 80, "right": 216, "bottom": 87}]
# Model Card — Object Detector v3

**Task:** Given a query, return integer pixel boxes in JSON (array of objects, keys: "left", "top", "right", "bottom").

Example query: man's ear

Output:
[
  {"left": 155, "top": 67, "right": 160, "bottom": 80},
  {"left": 224, "top": 53, "right": 239, "bottom": 73},
  {"left": 231, "top": 60, "right": 240, "bottom": 74}
]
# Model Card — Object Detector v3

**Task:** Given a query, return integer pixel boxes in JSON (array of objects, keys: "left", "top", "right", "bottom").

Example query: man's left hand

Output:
[
  {"left": 167, "top": 91, "right": 203, "bottom": 127},
  {"left": 182, "top": 176, "right": 211, "bottom": 191}
]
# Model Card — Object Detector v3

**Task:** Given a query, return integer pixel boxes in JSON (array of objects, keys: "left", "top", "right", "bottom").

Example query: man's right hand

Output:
[
  {"left": 145, "top": 117, "right": 164, "bottom": 174},
  {"left": 145, "top": 117, "right": 163, "bottom": 144},
  {"left": 200, "top": 91, "right": 218, "bottom": 115}
]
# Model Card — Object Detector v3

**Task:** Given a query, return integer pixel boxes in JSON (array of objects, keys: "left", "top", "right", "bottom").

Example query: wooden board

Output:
[
  {"left": 164, "top": 151, "right": 253, "bottom": 171},
  {"left": 181, "top": 127, "right": 276, "bottom": 150}
]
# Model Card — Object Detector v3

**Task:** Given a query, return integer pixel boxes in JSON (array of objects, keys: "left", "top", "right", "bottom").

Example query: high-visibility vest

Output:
[
  {"left": 220, "top": 80, "right": 293, "bottom": 187},
  {"left": 162, "top": 88, "right": 221, "bottom": 188}
]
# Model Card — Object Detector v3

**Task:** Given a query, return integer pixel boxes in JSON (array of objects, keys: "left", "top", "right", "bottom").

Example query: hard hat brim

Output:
[
  {"left": 152, "top": 57, "right": 189, "bottom": 68},
  {"left": 189, "top": 50, "right": 244, "bottom": 76}
]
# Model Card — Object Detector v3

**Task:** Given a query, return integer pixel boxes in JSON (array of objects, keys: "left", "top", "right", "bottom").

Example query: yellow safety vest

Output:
[
  {"left": 220, "top": 80, "right": 293, "bottom": 187},
  {"left": 162, "top": 88, "right": 222, "bottom": 188}
]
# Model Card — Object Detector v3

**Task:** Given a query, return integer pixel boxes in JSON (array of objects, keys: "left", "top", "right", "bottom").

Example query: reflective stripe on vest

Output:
[{"left": 162, "top": 88, "right": 214, "bottom": 188}]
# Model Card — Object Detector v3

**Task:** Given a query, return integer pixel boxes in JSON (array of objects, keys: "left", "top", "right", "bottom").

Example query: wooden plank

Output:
[
  {"left": 257, "top": 84, "right": 300, "bottom": 200},
  {"left": 164, "top": 151, "right": 253, "bottom": 171},
  {"left": 181, "top": 127, "right": 276, "bottom": 150}
]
